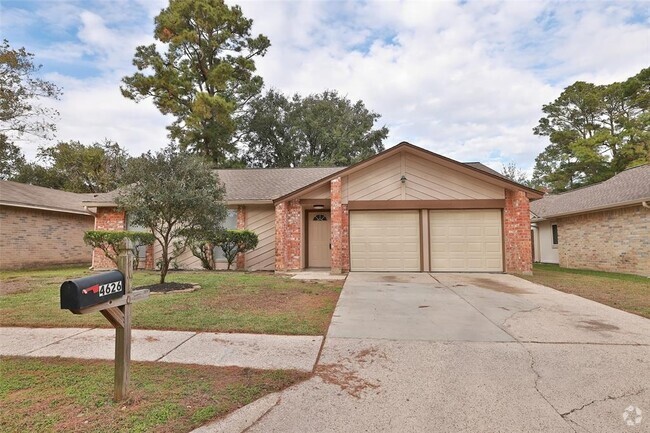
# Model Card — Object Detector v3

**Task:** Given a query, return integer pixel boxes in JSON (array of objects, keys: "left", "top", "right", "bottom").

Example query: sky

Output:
[{"left": 2, "top": 0, "right": 649, "bottom": 173}]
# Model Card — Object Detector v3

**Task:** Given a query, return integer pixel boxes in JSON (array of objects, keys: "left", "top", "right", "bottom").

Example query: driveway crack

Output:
[
  {"left": 560, "top": 388, "right": 646, "bottom": 418},
  {"left": 501, "top": 306, "right": 541, "bottom": 328}
]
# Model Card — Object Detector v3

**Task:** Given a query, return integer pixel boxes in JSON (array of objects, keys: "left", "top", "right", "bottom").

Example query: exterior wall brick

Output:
[
  {"left": 92, "top": 207, "right": 126, "bottom": 270},
  {"left": 0, "top": 205, "right": 94, "bottom": 269},
  {"left": 236, "top": 205, "right": 246, "bottom": 270},
  {"left": 330, "top": 177, "right": 350, "bottom": 273},
  {"left": 504, "top": 190, "right": 533, "bottom": 274},
  {"left": 274, "top": 199, "right": 302, "bottom": 271},
  {"left": 558, "top": 205, "right": 649, "bottom": 276}
]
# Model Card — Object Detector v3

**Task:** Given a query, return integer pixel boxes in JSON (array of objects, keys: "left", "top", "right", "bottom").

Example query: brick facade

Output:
[
  {"left": 558, "top": 205, "right": 649, "bottom": 276},
  {"left": 330, "top": 177, "right": 350, "bottom": 273},
  {"left": 92, "top": 207, "right": 126, "bottom": 270},
  {"left": 236, "top": 205, "right": 246, "bottom": 270},
  {"left": 0, "top": 206, "right": 94, "bottom": 269},
  {"left": 504, "top": 190, "right": 533, "bottom": 274},
  {"left": 274, "top": 199, "right": 302, "bottom": 271}
]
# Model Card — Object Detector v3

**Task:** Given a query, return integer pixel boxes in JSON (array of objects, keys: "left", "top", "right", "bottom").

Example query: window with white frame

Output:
[
  {"left": 551, "top": 224, "right": 559, "bottom": 247},
  {"left": 214, "top": 209, "right": 238, "bottom": 261}
]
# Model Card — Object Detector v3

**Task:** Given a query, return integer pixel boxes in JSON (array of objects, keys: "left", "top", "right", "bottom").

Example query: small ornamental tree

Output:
[
  {"left": 83, "top": 230, "right": 155, "bottom": 269},
  {"left": 181, "top": 224, "right": 221, "bottom": 270},
  {"left": 116, "top": 145, "right": 226, "bottom": 283},
  {"left": 215, "top": 230, "right": 259, "bottom": 270}
]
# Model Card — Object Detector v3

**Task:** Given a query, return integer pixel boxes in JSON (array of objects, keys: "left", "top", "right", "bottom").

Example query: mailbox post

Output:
[{"left": 60, "top": 239, "right": 149, "bottom": 402}]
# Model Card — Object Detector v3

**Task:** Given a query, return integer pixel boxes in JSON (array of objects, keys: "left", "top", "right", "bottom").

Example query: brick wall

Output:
[
  {"left": 274, "top": 199, "right": 302, "bottom": 271},
  {"left": 504, "top": 190, "right": 533, "bottom": 274},
  {"left": 0, "top": 206, "right": 94, "bottom": 269},
  {"left": 330, "top": 177, "right": 350, "bottom": 273},
  {"left": 558, "top": 205, "right": 649, "bottom": 276},
  {"left": 92, "top": 207, "right": 126, "bottom": 270},
  {"left": 236, "top": 205, "right": 246, "bottom": 270}
]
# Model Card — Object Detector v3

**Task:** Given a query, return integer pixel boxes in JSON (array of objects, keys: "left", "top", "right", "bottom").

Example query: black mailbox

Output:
[{"left": 60, "top": 270, "right": 125, "bottom": 310}]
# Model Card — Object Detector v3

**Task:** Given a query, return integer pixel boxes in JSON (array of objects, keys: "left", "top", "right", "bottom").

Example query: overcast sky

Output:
[{"left": 2, "top": 0, "right": 648, "bottom": 173}]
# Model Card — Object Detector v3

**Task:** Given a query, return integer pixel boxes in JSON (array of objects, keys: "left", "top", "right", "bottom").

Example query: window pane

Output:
[
  {"left": 552, "top": 224, "right": 559, "bottom": 245},
  {"left": 215, "top": 209, "right": 238, "bottom": 260}
]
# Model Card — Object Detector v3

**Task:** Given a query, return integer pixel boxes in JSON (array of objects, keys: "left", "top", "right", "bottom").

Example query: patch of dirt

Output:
[
  {"left": 0, "top": 280, "right": 31, "bottom": 295},
  {"left": 463, "top": 277, "right": 530, "bottom": 294},
  {"left": 577, "top": 319, "right": 620, "bottom": 332},
  {"left": 315, "top": 347, "right": 387, "bottom": 398},
  {"left": 136, "top": 282, "right": 197, "bottom": 293}
]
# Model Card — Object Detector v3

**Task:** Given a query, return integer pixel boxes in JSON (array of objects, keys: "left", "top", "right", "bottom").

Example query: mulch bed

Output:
[{"left": 135, "top": 282, "right": 197, "bottom": 293}]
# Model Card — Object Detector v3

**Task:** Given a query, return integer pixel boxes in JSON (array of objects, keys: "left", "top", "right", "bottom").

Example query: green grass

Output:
[
  {"left": 521, "top": 264, "right": 650, "bottom": 319},
  {"left": 0, "top": 356, "right": 309, "bottom": 433},
  {"left": 0, "top": 267, "right": 342, "bottom": 335}
]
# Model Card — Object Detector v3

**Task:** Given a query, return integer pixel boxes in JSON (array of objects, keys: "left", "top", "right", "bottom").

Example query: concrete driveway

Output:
[{"left": 205, "top": 273, "right": 650, "bottom": 433}]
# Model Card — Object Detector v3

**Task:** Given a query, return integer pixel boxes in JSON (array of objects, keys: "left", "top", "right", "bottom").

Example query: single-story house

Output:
[
  {"left": 0, "top": 180, "right": 95, "bottom": 269},
  {"left": 530, "top": 164, "right": 650, "bottom": 277},
  {"left": 86, "top": 142, "right": 542, "bottom": 274}
]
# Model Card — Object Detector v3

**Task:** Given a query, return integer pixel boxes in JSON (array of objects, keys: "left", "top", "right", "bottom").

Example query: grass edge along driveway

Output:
[
  {"left": 520, "top": 263, "right": 650, "bottom": 319},
  {"left": 0, "top": 267, "right": 343, "bottom": 335},
  {"left": 0, "top": 356, "right": 309, "bottom": 433}
]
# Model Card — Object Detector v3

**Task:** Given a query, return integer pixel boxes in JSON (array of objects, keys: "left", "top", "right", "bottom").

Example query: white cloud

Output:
[{"left": 7, "top": 0, "right": 649, "bottom": 176}]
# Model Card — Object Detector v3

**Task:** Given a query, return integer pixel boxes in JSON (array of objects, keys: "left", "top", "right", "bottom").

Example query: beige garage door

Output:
[
  {"left": 430, "top": 210, "right": 503, "bottom": 272},
  {"left": 350, "top": 211, "right": 420, "bottom": 271}
]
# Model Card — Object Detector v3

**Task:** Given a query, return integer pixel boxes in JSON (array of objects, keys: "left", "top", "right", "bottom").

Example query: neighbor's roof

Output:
[
  {"left": 530, "top": 164, "right": 650, "bottom": 219},
  {"left": 215, "top": 167, "right": 343, "bottom": 202},
  {"left": 0, "top": 180, "right": 94, "bottom": 215}
]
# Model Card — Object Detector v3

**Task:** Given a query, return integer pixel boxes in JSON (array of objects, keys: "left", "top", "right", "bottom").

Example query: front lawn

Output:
[
  {"left": 0, "top": 267, "right": 342, "bottom": 335},
  {"left": 521, "top": 263, "right": 650, "bottom": 319},
  {"left": 0, "top": 356, "right": 308, "bottom": 433}
]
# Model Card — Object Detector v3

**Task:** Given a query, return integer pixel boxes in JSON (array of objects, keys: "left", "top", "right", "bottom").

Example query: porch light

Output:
[
  {"left": 400, "top": 175, "right": 407, "bottom": 183},
  {"left": 313, "top": 204, "right": 325, "bottom": 209}
]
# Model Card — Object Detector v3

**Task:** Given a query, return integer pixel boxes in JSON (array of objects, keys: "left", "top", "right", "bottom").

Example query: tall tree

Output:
[
  {"left": 0, "top": 40, "right": 62, "bottom": 140},
  {"left": 243, "top": 90, "right": 389, "bottom": 167},
  {"left": 500, "top": 162, "right": 531, "bottom": 187},
  {"left": 0, "top": 134, "right": 26, "bottom": 179},
  {"left": 121, "top": 0, "right": 270, "bottom": 166},
  {"left": 117, "top": 145, "right": 226, "bottom": 283},
  {"left": 13, "top": 140, "right": 130, "bottom": 193},
  {"left": 532, "top": 68, "right": 649, "bottom": 191}
]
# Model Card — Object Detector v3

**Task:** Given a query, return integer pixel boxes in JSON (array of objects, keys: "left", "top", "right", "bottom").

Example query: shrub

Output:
[
  {"left": 215, "top": 230, "right": 259, "bottom": 270},
  {"left": 83, "top": 230, "right": 155, "bottom": 269}
]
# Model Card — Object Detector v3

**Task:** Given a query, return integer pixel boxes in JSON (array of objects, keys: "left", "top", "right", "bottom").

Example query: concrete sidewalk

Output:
[{"left": 0, "top": 327, "right": 322, "bottom": 372}]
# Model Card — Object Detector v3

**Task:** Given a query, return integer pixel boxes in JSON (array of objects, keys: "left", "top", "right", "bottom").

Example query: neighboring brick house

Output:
[
  {"left": 90, "top": 142, "right": 542, "bottom": 274},
  {"left": 531, "top": 164, "right": 650, "bottom": 277},
  {"left": 0, "top": 180, "right": 95, "bottom": 269}
]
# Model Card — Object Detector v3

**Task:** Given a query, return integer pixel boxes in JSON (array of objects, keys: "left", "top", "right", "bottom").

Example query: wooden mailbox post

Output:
[{"left": 60, "top": 239, "right": 149, "bottom": 401}]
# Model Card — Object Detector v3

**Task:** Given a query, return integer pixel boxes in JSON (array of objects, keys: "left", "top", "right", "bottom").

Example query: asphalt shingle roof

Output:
[
  {"left": 214, "top": 167, "right": 344, "bottom": 201},
  {"left": 0, "top": 180, "right": 94, "bottom": 214},
  {"left": 530, "top": 164, "right": 650, "bottom": 218}
]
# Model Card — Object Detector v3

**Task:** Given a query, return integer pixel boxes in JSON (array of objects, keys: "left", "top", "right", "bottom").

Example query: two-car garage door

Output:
[{"left": 350, "top": 210, "right": 503, "bottom": 272}]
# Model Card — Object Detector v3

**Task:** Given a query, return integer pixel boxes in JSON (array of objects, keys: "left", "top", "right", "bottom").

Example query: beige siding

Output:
[
  {"left": 348, "top": 154, "right": 403, "bottom": 201},
  {"left": 301, "top": 184, "right": 331, "bottom": 199},
  {"left": 244, "top": 206, "right": 276, "bottom": 271},
  {"left": 346, "top": 151, "right": 504, "bottom": 201}
]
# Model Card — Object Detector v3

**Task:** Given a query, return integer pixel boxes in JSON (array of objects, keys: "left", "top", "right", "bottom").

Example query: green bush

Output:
[
  {"left": 215, "top": 230, "right": 259, "bottom": 270},
  {"left": 83, "top": 230, "right": 155, "bottom": 269}
]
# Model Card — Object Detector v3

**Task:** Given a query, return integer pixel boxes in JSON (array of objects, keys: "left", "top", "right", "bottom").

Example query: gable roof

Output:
[
  {"left": 530, "top": 164, "right": 650, "bottom": 219},
  {"left": 215, "top": 167, "right": 342, "bottom": 202},
  {"left": 274, "top": 141, "right": 543, "bottom": 203},
  {"left": 0, "top": 180, "right": 94, "bottom": 215}
]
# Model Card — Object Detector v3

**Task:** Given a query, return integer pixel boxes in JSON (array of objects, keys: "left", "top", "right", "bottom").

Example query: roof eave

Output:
[
  {"left": 535, "top": 199, "right": 650, "bottom": 220},
  {"left": 0, "top": 201, "right": 93, "bottom": 216}
]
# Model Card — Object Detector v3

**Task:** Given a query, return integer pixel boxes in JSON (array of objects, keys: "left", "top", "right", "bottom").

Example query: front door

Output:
[{"left": 308, "top": 211, "right": 331, "bottom": 268}]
